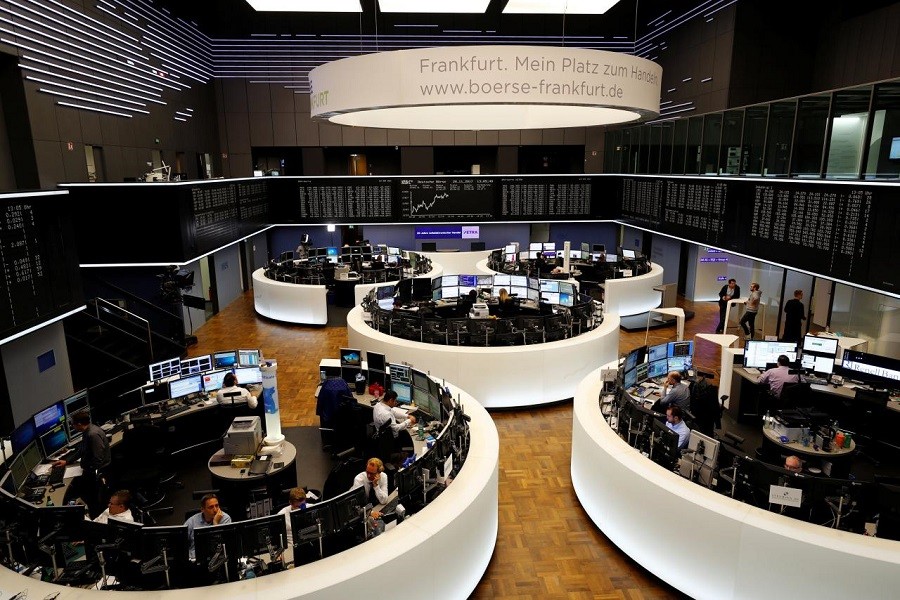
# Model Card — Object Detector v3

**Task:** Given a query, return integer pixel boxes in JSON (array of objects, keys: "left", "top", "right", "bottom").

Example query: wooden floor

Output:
[{"left": 189, "top": 291, "right": 728, "bottom": 600}]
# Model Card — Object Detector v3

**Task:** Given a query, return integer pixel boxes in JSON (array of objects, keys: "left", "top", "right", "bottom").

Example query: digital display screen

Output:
[
  {"left": 540, "top": 280, "right": 560, "bottom": 293},
  {"left": 389, "top": 363, "right": 411, "bottom": 384},
  {"left": 202, "top": 370, "right": 228, "bottom": 392},
  {"left": 559, "top": 282, "right": 576, "bottom": 295},
  {"left": 802, "top": 335, "right": 838, "bottom": 355},
  {"left": 543, "top": 242, "right": 556, "bottom": 251},
  {"left": 149, "top": 357, "right": 181, "bottom": 381},
  {"left": 510, "top": 286, "right": 528, "bottom": 299},
  {"left": 238, "top": 349, "right": 261, "bottom": 366},
  {"left": 459, "top": 274, "right": 477, "bottom": 287},
  {"left": 214, "top": 351, "right": 238, "bottom": 369},
  {"left": 648, "top": 358, "right": 669, "bottom": 379},
  {"left": 33, "top": 402, "right": 65, "bottom": 436},
  {"left": 234, "top": 366, "right": 263, "bottom": 385},
  {"left": 477, "top": 275, "right": 493, "bottom": 287},
  {"left": 668, "top": 355, "right": 691, "bottom": 372},
  {"left": 392, "top": 382, "right": 412, "bottom": 404},
  {"left": 541, "top": 292, "right": 559, "bottom": 305},
  {"left": 63, "top": 391, "right": 90, "bottom": 442},
  {"left": 510, "top": 275, "right": 527, "bottom": 287},
  {"left": 340, "top": 348, "right": 362, "bottom": 367},
  {"left": 494, "top": 274, "right": 511, "bottom": 287},
  {"left": 169, "top": 374, "right": 203, "bottom": 399},
  {"left": 559, "top": 292, "right": 573, "bottom": 306},
  {"left": 529, "top": 242, "right": 542, "bottom": 251},
  {"left": 441, "top": 275, "right": 457, "bottom": 287},
  {"left": 40, "top": 424, "right": 68, "bottom": 458},
  {"left": 11, "top": 419, "right": 36, "bottom": 454},
  {"left": 648, "top": 343, "right": 668, "bottom": 362},
  {"left": 622, "top": 249, "right": 636, "bottom": 259},
  {"left": 743, "top": 341, "right": 797, "bottom": 369},
  {"left": 801, "top": 354, "right": 835, "bottom": 375},
  {"left": 180, "top": 354, "right": 212, "bottom": 375},
  {"left": 668, "top": 341, "right": 693, "bottom": 357},
  {"left": 443, "top": 286, "right": 459, "bottom": 299},
  {"left": 623, "top": 368, "right": 637, "bottom": 390}
]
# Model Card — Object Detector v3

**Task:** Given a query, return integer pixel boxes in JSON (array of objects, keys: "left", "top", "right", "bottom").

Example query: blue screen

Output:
[
  {"left": 623, "top": 368, "right": 637, "bottom": 390},
  {"left": 11, "top": 420, "right": 36, "bottom": 454},
  {"left": 459, "top": 275, "right": 476, "bottom": 287},
  {"left": 649, "top": 343, "right": 668, "bottom": 362},
  {"left": 393, "top": 382, "right": 412, "bottom": 404},
  {"left": 214, "top": 351, "right": 238, "bottom": 368},
  {"left": 648, "top": 359, "right": 668, "bottom": 379}
]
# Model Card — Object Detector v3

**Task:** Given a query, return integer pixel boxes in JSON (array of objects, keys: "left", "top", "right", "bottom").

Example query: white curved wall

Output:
[
  {"left": 253, "top": 269, "right": 328, "bottom": 325},
  {"left": 420, "top": 250, "right": 491, "bottom": 276},
  {"left": 602, "top": 263, "right": 663, "bottom": 316},
  {"left": 0, "top": 381, "right": 499, "bottom": 600},
  {"left": 571, "top": 366, "right": 900, "bottom": 600},
  {"left": 348, "top": 307, "right": 620, "bottom": 408}
]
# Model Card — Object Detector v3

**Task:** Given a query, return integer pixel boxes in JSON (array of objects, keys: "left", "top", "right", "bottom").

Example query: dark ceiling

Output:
[{"left": 152, "top": 0, "right": 669, "bottom": 41}]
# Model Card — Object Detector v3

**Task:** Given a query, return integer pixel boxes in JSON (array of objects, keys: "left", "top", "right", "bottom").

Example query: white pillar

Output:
[{"left": 261, "top": 361, "right": 285, "bottom": 445}]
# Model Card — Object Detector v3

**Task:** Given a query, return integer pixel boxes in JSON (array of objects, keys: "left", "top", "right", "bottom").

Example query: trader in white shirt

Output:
[
  {"left": 216, "top": 372, "right": 258, "bottom": 409},
  {"left": 350, "top": 457, "right": 390, "bottom": 507},
  {"left": 92, "top": 489, "right": 135, "bottom": 524},
  {"left": 373, "top": 390, "right": 416, "bottom": 444}
]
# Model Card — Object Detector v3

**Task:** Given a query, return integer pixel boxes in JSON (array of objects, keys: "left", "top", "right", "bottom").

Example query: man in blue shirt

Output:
[
  {"left": 665, "top": 405, "right": 691, "bottom": 449},
  {"left": 185, "top": 493, "right": 232, "bottom": 559}
]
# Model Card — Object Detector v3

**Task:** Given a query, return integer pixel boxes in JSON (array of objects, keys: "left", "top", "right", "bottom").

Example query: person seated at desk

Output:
[
  {"left": 277, "top": 487, "right": 308, "bottom": 550},
  {"left": 657, "top": 371, "right": 691, "bottom": 412},
  {"left": 497, "top": 288, "right": 516, "bottom": 317},
  {"left": 185, "top": 493, "right": 232, "bottom": 560},
  {"left": 92, "top": 489, "right": 135, "bottom": 524},
  {"left": 216, "top": 372, "right": 257, "bottom": 409},
  {"left": 784, "top": 455, "right": 803, "bottom": 473},
  {"left": 374, "top": 390, "right": 417, "bottom": 450},
  {"left": 665, "top": 405, "right": 691, "bottom": 449},
  {"left": 757, "top": 355, "right": 799, "bottom": 399},
  {"left": 56, "top": 410, "right": 111, "bottom": 520},
  {"left": 459, "top": 289, "right": 478, "bottom": 315},
  {"left": 350, "top": 457, "right": 390, "bottom": 507}
]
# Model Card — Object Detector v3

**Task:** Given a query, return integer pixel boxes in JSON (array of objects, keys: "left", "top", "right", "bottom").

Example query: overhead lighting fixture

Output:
[
  {"left": 378, "top": 0, "right": 491, "bottom": 13},
  {"left": 503, "top": 0, "right": 621, "bottom": 14},
  {"left": 244, "top": 0, "right": 362, "bottom": 12},
  {"left": 310, "top": 46, "right": 661, "bottom": 130}
]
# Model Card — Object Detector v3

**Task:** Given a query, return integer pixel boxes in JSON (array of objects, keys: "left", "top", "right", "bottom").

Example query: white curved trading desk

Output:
[
  {"left": 571, "top": 365, "right": 900, "bottom": 600},
  {"left": 353, "top": 263, "right": 443, "bottom": 307},
  {"left": 474, "top": 258, "right": 581, "bottom": 290},
  {"left": 347, "top": 306, "right": 620, "bottom": 408},
  {"left": 253, "top": 269, "right": 328, "bottom": 325},
  {"left": 420, "top": 250, "right": 492, "bottom": 277},
  {"left": 601, "top": 263, "right": 664, "bottom": 316},
  {"left": 0, "top": 382, "right": 499, "bottom": 600}
]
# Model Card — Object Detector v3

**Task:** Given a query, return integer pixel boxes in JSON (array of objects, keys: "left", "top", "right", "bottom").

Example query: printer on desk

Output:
[
  {"left": 469, "top": 302, "right": 490, "bottom": 319},
  {"left": 224, "top": 416, "right": 262, "bottom": 456}
]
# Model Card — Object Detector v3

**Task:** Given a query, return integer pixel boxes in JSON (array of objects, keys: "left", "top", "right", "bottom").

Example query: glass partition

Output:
[
  {"left": 790, "top": 95, "right": 831, "bottom": 177},
  {"left": 701, "top": 113, "right": 722, "bottom": 174},
  {"left": 648, "top": 125, "right": 662, "bottom": 174},
  {"left": 764, "top": 101, "right": 796, "bottom": 177},
  {"left": 659, "top": 121, "right": 675, "bottom": 174},
  {"left": 825, "top": 87, "right": 871, "bottom": 179},
  {"left": 830, "top": 283, "right": 900, "bottom": 359},
  {"left": 741, "top": 105, "right": 768, "bottom": 176},
  {"left": 672, "top": 119, "right": 688, "bottom": 174},
  {"left": 864, "top": 81, "right": 900, "bottom": 180},
  {"left": 685, "top": 116, "right": 703, "bottom": 174},
  {"left": 719, "top": 110, "right": 744, "bottom": 175}
]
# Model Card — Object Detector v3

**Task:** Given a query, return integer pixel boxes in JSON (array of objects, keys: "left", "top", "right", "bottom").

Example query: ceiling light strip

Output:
[
  {"left": 20, "top": 63, "right": 164, "bottom": 104},
  {"left": 25, "top": 75, "right": 148, "bottom": 106},
  {"left": 648, "top": 10, "right": 672, "bottom": 26},
  {"left": 145, "top": 22, "right": 214, "bottom": 69},
  {"left": 18, "top": 55, "right": 166, "bottom": 104},
  {"left": 51, "top": 0, "right": 141, "bottom": 44},
  {"left": 703, "top": 0, "right": 738, "bottom": 18},
  {"left": 0, "top": 26, "right": 171, "bottom": 93},
  {"left": 57, "top": 100, "right": 132, "bottom": 117},
  {"left": 4, "top": 0, "right": 146, "bottom": 64},
  {"left": 635, "top": 0, "right": 722, "bottom": 45},
  {"left": 144, "top": 44, "right": 212, "bottom": 81},
  {"left": 121, "top": 0, "right": 213, "bottom": 56},
  {"left": 173, "top": 116, "right": 187, "bottom": 121},
  {"left": 37, "top": 87, "right": 148, "bottom": 113}
]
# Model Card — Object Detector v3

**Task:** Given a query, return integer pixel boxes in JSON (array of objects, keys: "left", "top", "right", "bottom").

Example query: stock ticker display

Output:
[
  {"left": 619, "top": 176, "right": 897, "bottom": 294},
  {"left": 0, "top": 192, "right": 84, "bottom": 342}
]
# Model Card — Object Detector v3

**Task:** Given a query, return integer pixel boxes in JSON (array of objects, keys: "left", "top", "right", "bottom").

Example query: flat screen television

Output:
[{"left": 840, "top": 350, "right": 900, "bottom": 387}]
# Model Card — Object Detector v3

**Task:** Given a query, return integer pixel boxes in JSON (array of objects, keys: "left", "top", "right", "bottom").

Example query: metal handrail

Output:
[{"left": 94, "top": 298, "right": 153, "bottom": 358}]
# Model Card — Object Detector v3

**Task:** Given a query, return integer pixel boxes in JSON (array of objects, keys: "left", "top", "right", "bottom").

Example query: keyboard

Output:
[
  {"left": 48, "top": 464, "right": 66, "bottom": 486},
  {"left": 23, "top": 486, "right": 46, "bottom": 503},
  {"left": 165, "top": 404, "right": 191, "bottom": 418},
  {"left": 805, "top": 376, "right": 828, "bottom": 386},
  {"left": 744, "top": 367, "right": 761, "bottom": 376}
]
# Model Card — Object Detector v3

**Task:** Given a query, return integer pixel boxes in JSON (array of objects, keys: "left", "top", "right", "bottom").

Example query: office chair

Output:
[
  {"left": 841, "top": 389, "right": 889, "bottom": 466},
  {"left": 112, "top": 424, "right": 168, "bottom": 509},
  {"left": 780, "top": 381, "right": 812, "bottom": 409},
  {"left": 422, "top": 318, "right": 449, "bottom": 344}
]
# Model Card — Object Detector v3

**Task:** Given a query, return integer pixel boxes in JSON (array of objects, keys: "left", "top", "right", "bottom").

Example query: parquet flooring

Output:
[{"left": 190, "top": 291, "right": 725, "bottom": 599}]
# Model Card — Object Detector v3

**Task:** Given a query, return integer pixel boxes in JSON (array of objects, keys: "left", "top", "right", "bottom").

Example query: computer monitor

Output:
[
  {"left": 193, "top": 521, "right": 240, "bottom": 579},
  {"left": 391, "top": 381, "right": 412, "bottom": 405},
  {"left": 389, "top": 363, "right": 411, "bottom": 384},
  {"left": 330, "top": 486, "right": 367, "bottom": 531},
  {"left": 366, "top": 351, "right": 386, "bottom": 374},
  {"left": 874, "top": 482, "right": 900, "bottom": 541},
  {"left": 202, "top": 369, "right": 229, "bottom": 393},
  {"left": 541, "top": 292, "right": 560, "bottom": 305},
  {"left": 668, "top": 341, "right": 693, "bottom": 358},
  {"left": 412, "top": 277, "right": 432, "bottom": 301},
  {"left": 802, "top": 335, "right": 838, "bottom": 355},
  {"left": 542, "top": 242, "right": 556, "bottom": 251},
  {"left": 39, "top": 423, "right": 68, "bottom": 459},
  {"left": 648, "top": 342, "right": 668, "bottom": 362},
  {"left": 33, "top": 401, "right": 66, "bottom": 437},
  {"left": 62, "top": 390, "right": 90, "bottom": 442},
  {"left": 493, "top": 274, "right": 511, "bottom": 287},
  {"left": 592, "top": 244, "right": 606, "bottom": 252},
  {"left": 22, "top": 439, "right": 43, "bottom": 472},
  {"left": 139, "top": 525, "right": 190, "bottom": 580},
  {"left": 290, "top": 499, "right": 336, "bottom": 543},
  {"left": 376, "top": 284, "right": 396, "bottom": 301},
  {"left": 7, "top": 451, "right": 29, "bottom": 491},
  {"left": 238, "top": 349, "right": 261, "bottom": 367},
  {"left": 233, "top": 366, "right": 263, "bottom": 385},
  {"left": 37, "top": 504, "right": 89, "bottom": 543},
  {"left": 679, "top": 430, "right": 720, "bottom": 487},
  {"left": 149, "top": 357, "right": 182, "bottom": 381},
  {"left": 623, "top": 367, "right": 637, "bottom": 390},
  {"left": 621, "top": 248, "right": 636, "bottom": 259},
  {"left": 278, "top": 251, "right": 295, "bottom": 263},
  {"left": 635, "top": 362, "right": 649, "bottom": 385},
  {"left": 180, "top": 354, "right": 212, "bottom": 375},
  {"left": 11, "top": 419, "right": 36, "bottom": 454},
  {"left": 623, "top": 346, "right": 647, "bottom": 373},
  {"left": 801, "top": 354, "right": 835, "bottom": 375},
  {"left": 650, "top": 418, "right": 681, "bottom": 470},
  {"left": 840, "top": 350, "right": 900, "bottom": 388},
  {"left": 326, "top": 247, "right": 339, "bottom": 263},
  {"left": 239, "top": 513, "right": 287, "bottom": 558},
  {"left": 540, "top": 280, "right": 560, "bottom": 294},
  {"left": 213, "top": 350, "right": 239, "bottom": 369},
  {"left": 648, "top": 358, "right": 668, "bottom": 379},
  {"left": 168, "top": 373, "right": 203, "bottom": 401},
  {"left": 396, "top": 463, "right": 422, "bottom": 503},
  {"left": 743, "top": 340, "right": 798, "bottom": 370},
  {"left": 606, "top": 253, "right": 618, "bottom": 262}
]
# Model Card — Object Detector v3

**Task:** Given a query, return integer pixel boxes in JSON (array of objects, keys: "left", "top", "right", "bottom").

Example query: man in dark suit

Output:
[{"left": 715, "top": 278, "right": 740, "bottom": 334}]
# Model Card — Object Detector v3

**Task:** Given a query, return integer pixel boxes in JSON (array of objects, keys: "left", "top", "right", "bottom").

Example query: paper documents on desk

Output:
[{"left": 65, "top": 466, "right": 83, "bottom": 478}]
